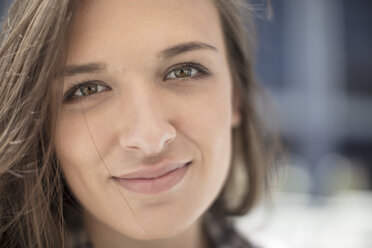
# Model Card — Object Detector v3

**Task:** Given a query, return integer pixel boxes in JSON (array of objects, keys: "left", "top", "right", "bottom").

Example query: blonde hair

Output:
[{"left": 0, "top": 0, "right": 275, "bottom": 246}]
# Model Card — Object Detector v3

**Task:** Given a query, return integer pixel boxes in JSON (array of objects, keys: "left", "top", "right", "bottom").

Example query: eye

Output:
[
  {"left": 73, "top": 83, "right": 107, "bottom": 96},
  {"left": 165, "top": 67, "right": 199, "bottom": 80},
  {"left": 163, "top": 62, "right": 210, "bottom": 82},
  {"left": 63, "top": 81, "right": 110, "bottom": 102}
]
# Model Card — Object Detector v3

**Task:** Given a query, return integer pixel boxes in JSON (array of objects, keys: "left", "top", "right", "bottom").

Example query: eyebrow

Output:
[
  {"left": 64, "top": 41, "right": 217, "bottom": 77},
  {"left": 158, "top": 41, "right": 218, "bottom": 59},
  {"left": 64, "top": 63, "right": 106, "bottom": 77}
]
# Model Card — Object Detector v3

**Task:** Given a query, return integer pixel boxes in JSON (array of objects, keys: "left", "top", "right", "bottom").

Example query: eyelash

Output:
[
  {"left": 63, "top": 61, "right": 211, "bottom": 103},
  {"left": 63, "top": 81, "right": 110, "bottom": 103},
  {"left": 163, "top": 61, "right": 210, "bottom": 83}
]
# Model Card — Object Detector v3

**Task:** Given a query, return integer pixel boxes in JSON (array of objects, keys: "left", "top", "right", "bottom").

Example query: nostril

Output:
[{"left": 163, "top": 131, "right": 176, "bottom": 146}]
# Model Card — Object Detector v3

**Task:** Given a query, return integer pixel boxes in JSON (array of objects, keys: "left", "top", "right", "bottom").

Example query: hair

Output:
[{"left": 0, "top": 0, "right": 276, "bottom": 247}]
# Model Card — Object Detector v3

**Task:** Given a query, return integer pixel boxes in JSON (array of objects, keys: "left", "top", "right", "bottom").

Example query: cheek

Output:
[
  {"left": 182, "top": 78, "right": 233, "bottom": 154},
  {"left": 53, "top": 112, "right": 109, "bottom": 197},
  {"left": 55, "top": 113, "right": 93, "bottom": 170},
  {"left": 53, "top": 112, "right": 128, "bottom": 226},
  {"left": 177, "top": 80, "right": 234, "bottom": 201},
  {"left": 54, "top": 106, "right": 113, "bottom": 168}
]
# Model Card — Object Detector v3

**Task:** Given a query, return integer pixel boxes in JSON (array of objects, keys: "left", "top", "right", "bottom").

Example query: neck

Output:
[{"left": 84, "top": 213, "right": 209, "bottom": 248}]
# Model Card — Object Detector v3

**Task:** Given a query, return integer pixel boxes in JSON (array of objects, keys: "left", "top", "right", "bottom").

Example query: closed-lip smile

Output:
[{"left": 113, "top": 160, "right": 192, "bottom": 194}]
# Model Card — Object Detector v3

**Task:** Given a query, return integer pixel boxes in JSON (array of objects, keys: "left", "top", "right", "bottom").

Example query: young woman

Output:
[{"left": 0, "top": 0, "right": 273, "bottom": 247}]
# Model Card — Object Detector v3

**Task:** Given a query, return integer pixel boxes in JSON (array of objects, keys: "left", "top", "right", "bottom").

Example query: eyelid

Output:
[
  {"left": 163, "top": 61, "right": 210, "bottom": 81},
  {"left": 63, "top": 80, "right": 110, "bottom": 103}
]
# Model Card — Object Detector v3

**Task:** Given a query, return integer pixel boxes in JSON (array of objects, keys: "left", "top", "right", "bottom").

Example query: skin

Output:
[{"left": 54, "top": 0, "right": 241, "bottom": 247}]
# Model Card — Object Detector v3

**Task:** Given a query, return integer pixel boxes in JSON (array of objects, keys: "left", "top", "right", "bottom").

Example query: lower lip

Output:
[{"left": 114, "top": 163, "right": 190, "bottom": 194}]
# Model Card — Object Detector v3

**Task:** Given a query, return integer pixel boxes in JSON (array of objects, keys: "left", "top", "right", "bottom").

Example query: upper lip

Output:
[{"left": 114, "top": 160, "right": 191, "bottom": 180}]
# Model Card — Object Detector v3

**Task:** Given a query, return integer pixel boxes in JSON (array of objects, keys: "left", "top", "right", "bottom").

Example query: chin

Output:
[
  {"left": 130, "top": 229, "right": 182, "bottom": 241},
  {"left": 118, "top": 222, "right": 191, "bottom": 241},
  {"left": 113, "top": 210, "right": 200, "bottom": 241}
]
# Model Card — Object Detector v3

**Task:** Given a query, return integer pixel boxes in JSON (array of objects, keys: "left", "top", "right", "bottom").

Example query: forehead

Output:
[{"left": 67, "top": 0, "right": 224, "bottom": 64}]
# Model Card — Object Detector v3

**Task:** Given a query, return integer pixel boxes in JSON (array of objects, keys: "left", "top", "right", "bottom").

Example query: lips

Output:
[
  {"left": 116, "top": 161, "right": 191, "bottom": 179},
  {"left": 113, "top": 160, "right": 192, "bottom": 194}
]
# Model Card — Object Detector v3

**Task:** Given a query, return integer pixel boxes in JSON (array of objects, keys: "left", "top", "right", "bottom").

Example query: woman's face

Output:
[{"left": 54, "top": 0, "right": 240, "bottom": 240}]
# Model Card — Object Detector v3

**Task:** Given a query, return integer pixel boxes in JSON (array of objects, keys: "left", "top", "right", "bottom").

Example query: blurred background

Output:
[{"left": 237, "top": 0, "right": 372, "bottom": 247}]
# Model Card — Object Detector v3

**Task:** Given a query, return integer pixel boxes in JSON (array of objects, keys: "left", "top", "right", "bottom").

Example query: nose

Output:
[{"left": 118, "top": 89, "right": 176, "bottom": 156}]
